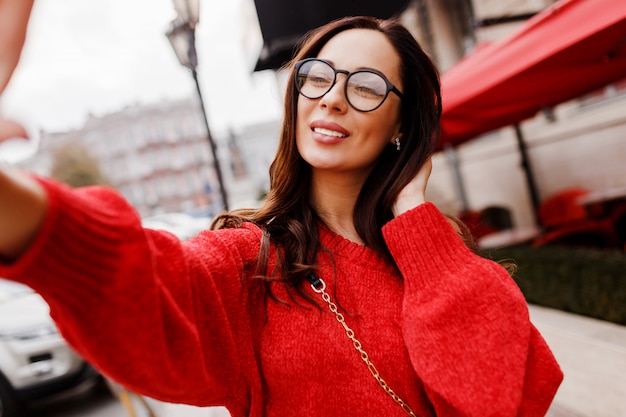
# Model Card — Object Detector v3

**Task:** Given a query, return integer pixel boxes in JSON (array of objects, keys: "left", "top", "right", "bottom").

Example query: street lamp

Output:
[
  {"left": 171, "top": 0, "right": 199, "bottom": 28},
  {"left": 166, "top": 0, "right": 229, "bottom": 211}
]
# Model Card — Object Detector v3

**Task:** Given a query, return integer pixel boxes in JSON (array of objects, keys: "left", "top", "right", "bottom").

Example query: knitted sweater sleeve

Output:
[
  {"left": 382, "top": 203, "right": 563, "bottom": 417},
  {"left": 0, "top": 178, "right": 262, "bottom": 408}
]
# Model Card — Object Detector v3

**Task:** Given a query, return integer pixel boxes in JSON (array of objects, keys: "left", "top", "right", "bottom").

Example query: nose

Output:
[{"left": 319, "top": 73, "right": 348, "bottom": 113}]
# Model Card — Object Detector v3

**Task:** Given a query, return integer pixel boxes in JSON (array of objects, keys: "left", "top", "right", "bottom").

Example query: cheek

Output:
[
  {"left": 380, "top": 108, "right": 402, "bottom": 144},
  {"left": 366, "top": 109, "right": 401, "bottom": 146},
  {"left": 295, "top": 117, "right": 305, "bottom": 152}
]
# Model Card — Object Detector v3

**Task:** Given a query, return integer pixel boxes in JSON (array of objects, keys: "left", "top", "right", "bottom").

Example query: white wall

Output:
[{"left": 428, "top": 92, "right": 626, "bottom": 229}]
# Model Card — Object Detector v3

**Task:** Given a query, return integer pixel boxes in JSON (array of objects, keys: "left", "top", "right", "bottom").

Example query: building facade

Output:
[
  {"left": 251, "top": 0, "right": 626, "bottom": 230},
  {"left": 398, "top": 0, "right": 626, "bottom": 229},
  {"left": 19, "top": 97, "right": 276, "bottom": 218}
]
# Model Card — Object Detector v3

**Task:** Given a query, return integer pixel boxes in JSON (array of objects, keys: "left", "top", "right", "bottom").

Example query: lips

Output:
[{"left": 310, "top": 120, "right": 349, "bottom": 144}]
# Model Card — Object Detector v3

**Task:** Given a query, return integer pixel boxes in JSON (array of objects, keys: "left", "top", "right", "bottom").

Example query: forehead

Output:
[{"left": 316, "top": 29, "right": 401, "bottom": 85}]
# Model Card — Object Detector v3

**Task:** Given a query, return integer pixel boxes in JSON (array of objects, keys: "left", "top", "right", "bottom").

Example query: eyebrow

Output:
[{"left": 318, "top": 58, "right": 384, "bottom": 74}]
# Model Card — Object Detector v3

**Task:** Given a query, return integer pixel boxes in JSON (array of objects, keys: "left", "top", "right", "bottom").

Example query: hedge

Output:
[{"left": 481, "top": 245, "right": 626, "bottom": 325}]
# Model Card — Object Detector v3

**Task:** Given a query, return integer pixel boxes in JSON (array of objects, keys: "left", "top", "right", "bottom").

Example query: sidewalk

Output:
[
  {"left": 146, "top": 403, "right": 228, "bottom": 417},
  {"left": 530, "top": 305, "right": 626, "bottom": 417},
  {"left": 147, "top": 305, "right": 626, "bottom": 417}
]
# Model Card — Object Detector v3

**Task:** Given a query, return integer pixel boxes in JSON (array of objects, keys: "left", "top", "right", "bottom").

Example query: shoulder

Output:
[{"left": 186, "top": 222, "right": 264, "bottom": 264}]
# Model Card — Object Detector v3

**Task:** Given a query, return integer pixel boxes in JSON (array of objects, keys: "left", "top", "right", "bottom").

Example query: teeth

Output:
[{"left": 313, "top": 127, "right": 347, "bottom": 138}]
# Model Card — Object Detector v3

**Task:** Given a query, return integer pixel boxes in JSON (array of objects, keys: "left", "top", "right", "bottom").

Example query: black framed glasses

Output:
[{"left": 294, "top": 58, "right": 404, "bottom": 112}]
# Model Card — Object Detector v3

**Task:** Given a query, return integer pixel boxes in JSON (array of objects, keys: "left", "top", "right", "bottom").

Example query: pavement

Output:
[
  {"left": 136, "top": 305, "right": 626, "bottom": 417},
  {"left": 530, "top": 305, "right": 626, "bottom": 417}
]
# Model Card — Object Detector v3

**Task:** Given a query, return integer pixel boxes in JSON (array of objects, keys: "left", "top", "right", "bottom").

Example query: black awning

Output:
[{"left": 253, "top": 0, "right": 412, "bottom": 71}]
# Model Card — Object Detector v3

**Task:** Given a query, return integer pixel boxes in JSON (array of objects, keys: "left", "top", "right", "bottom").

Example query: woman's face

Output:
[{"left": 295, "top": 28, "right": 403, "bottom": 179}]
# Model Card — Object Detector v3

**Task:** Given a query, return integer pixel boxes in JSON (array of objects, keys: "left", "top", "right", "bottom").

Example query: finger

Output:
[
  {"left": 0, "top": 0, "right": 35, "bottom": 94},
  {"left": 0, "top": 118, "right": 28, "bottom": 142}
]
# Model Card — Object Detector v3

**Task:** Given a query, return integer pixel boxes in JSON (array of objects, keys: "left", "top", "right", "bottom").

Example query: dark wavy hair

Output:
[{"left": 212, "top": 16, "right": 442, "bottom": 305}]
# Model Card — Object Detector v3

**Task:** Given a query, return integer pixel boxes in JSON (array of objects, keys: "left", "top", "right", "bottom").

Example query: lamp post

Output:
[{"left": 166, "top": 0, "right": 229, "bottom": 211}]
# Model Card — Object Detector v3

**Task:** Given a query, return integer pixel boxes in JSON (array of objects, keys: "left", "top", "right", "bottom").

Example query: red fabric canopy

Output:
[{"left": 439, "top": 0, "right": 626, "bottom": 147}]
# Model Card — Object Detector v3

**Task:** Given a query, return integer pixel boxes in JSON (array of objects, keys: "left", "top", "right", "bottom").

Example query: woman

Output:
[{"left": 0, "top": 14, "right": 562, "bottom": 417}]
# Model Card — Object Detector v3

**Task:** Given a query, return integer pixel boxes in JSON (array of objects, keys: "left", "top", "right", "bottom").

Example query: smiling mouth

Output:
[{"left": 313, "top": 127, "right": 348, "bottom": 138}]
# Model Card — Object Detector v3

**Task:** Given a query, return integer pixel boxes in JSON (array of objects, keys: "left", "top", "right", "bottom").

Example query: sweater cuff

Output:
[{"left": 382, "top": 202, "right": 482, "bottom": 282}]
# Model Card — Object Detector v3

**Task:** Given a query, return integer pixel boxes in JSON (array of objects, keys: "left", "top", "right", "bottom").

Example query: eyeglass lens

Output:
[{"left": 296, "top": 60, "right": 390, "bottom": 112}]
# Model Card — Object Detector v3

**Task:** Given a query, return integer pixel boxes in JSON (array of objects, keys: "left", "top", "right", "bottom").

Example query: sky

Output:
[{"left": 0, "top": 0, "right": 284, "bottom": 162}]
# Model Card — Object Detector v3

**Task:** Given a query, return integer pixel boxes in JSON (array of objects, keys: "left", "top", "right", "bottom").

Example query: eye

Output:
[
  {"left": 348, "top": 72, "right": 387, "bottom": 99},
  {"left": 308, "top": 73, "right": 333, "bottom": 87},
  {"left": 351, "top": 83, "right": 383, "bottom": 98}
]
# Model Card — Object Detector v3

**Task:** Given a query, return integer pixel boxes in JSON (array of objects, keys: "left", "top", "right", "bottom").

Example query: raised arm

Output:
[
  {"left": 384, "top": 205, "right": 562, "bottom": 415},
  {"left": 0, "top": 0, "right": 46, "bottom": 260},
  {"left": 0, "top": 177, "right": 264, "bottom": 407},
  {"left": 386, "top": 159, "right": 562, "bottom": 415},
  {"left": 0, "top": 2, "right": 264, "bottom": 409}
]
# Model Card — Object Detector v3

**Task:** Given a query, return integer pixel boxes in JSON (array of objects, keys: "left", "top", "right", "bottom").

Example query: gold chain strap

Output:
[{"left": 310, "top": 277, "right": 418, "bottom": 417}]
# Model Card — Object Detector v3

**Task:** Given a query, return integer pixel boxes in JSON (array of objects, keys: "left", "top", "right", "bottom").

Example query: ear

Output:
[{"left": 390, "top": 133, "right": 402, "bottom": 145}]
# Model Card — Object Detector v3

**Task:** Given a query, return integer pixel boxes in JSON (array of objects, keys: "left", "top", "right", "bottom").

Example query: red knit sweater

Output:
[{"left": 1, "top": 178, "right": 563, "bottom": 416}]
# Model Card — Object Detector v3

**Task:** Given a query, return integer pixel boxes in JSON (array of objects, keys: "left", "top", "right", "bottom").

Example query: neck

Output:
[{"left": 310, "top": 170, "right": 365, "bottom": 245}]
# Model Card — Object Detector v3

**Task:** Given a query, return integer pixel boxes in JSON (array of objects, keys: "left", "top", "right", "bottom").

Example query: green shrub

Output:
[{"left": 482, "top": 245, "right": 626, "bottom": 325}]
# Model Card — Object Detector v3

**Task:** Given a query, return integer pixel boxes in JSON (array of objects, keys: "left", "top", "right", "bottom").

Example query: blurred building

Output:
[
  {"left": 406, "top": 0, "right": 626, "bottom": 229},
  {"left": 19, "top": 97, "right": 279, "bottom": 217}
]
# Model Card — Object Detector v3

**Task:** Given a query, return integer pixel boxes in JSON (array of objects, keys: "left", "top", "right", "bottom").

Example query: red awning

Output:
[{"left": 439, "top": 0, "right": 626, "bottom": 147}]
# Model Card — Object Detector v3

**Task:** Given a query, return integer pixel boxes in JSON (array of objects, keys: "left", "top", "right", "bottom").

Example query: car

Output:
[{"left": 0, "top": 278, "right": 100, "bottom": 416}]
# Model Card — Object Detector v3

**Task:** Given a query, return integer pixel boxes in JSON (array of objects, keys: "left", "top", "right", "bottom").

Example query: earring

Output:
[{"left": 395, "top": 137, "right": 401, "bottom": 151}]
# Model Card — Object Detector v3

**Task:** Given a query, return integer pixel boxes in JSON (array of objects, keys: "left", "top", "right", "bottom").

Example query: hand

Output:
[
  {"left": 0, "top": 118, "right": 28, "bottom": 142},
  {"left": 392, "top": 157, "right": 432, "bottom": 217}
]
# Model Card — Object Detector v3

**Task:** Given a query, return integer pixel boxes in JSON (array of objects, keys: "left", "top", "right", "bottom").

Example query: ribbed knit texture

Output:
[{"left": 0, "top": 178, "right": 563, "bottom": 416}]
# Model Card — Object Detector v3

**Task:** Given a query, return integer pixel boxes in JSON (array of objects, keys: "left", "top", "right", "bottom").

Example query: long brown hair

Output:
[{"left": 212, "top": 16, "right": 442, "bottom": 303}]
